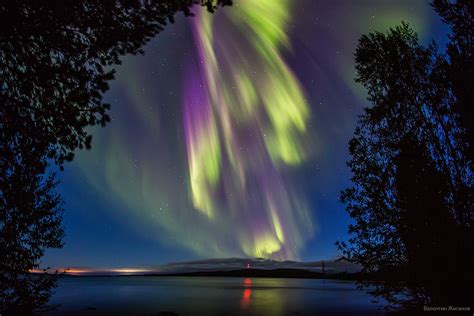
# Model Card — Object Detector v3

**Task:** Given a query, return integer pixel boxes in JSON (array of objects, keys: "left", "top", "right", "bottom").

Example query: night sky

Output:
[{"left": 42, "top": 0, "right": 448, "bottom": 269}]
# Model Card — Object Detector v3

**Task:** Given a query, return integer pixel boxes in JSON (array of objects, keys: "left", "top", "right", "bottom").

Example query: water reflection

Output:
[
  {"left": 241, "top": 289, "right": 252, "bottom": 310},
  {"left": 241, "top": 278, "right": 252, "bottom": 310},
  {"left": 251, "top": 279, "right": 285, "bottom": 315},
  {"left": 43, "top": 277, "right": 385, "bottom": 315},
  {"left": 244, "top": 278, "right": 252, "bottom": 286}
]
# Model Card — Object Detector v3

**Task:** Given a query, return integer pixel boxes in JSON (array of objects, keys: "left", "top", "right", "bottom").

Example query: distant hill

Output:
[
  {"left": 36, "top": 257, "right": 362, "bottom": 277},
  {"left": 152, "top": 268, "right": 363, "bottom": 280},
  {"left": 157, "top": 257, "right": 362, "bottom": 275}
]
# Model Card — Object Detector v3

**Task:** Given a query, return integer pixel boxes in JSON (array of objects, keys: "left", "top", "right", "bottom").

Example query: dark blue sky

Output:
[{"left": 42, "top": 0, "right": 448, "bottom": 269}]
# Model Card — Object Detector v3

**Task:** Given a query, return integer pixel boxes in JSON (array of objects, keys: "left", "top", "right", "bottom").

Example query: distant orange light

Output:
[{"left": 64, "top": 268, "right": 91, "bottom": 275}]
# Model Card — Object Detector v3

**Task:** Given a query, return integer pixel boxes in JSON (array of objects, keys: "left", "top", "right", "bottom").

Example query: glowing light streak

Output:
[{"left": 183, "top": 0, "right": 314, "bottom": 259}]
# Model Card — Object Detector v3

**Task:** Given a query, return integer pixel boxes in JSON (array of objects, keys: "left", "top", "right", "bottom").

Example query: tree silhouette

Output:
[
  {"left": 0, "top": 1, "right": 231, "bottom": 314},
  {"left": 1, "top": 143, "right": 63, "bottom": 315},
  {"left": 337, "top": 2, "right": 473, "bottom": 309},
  {"left": 1, "top": 0, "right": 231, "bottom": 167},
  {"left": 433, "top": 0, "right": 474, "bottom": 165}
]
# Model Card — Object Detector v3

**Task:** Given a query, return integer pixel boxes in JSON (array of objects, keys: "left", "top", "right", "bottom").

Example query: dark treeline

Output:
[
  {"left": 337, "top": 0, "right": 473, "bottom": 311},
  {"left": 0, "top": 1, "right": 231, "bottom": 315}
]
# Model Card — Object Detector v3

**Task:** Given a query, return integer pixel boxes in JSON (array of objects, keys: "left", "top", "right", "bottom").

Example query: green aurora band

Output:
[
  {"left": 70, "top": 0, "right": 432, "bottom": 261},
  {"left": 184, "top": 0, "right": 313, "bottom": 258}
]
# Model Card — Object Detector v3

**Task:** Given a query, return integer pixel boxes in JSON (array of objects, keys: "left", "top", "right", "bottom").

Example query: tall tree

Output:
[
  {"left": 1, "top": 143, "right": 63, "bottom": 315},
  {"left": 337, "top": 8, "right": 473, "bottom": 309},
  {"left": 0, "top": 0, "right": 231, "bottom": 167},
  {"left": 433, "top": 0, "right": 474, "bottom": 165},
  {"left": 0, "top": 1, "right": 231, "bottom": 314}
]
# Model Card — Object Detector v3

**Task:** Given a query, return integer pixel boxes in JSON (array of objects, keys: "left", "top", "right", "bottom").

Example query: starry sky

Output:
[{"left": 43, "top": 0, "right": 449, "bottom": 269}]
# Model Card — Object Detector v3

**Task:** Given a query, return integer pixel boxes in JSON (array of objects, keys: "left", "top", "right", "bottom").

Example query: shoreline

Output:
[{"left": 53, "top": 268, "right": 366, "bottom": 281}]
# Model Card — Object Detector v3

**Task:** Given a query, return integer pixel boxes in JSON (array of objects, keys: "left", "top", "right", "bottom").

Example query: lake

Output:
[{"left": 42, "top": 276, "right": 386, "bottom": 315}]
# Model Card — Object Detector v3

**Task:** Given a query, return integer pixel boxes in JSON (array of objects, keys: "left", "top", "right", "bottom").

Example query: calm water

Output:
[{"left": 43, "top": 276, "right": 385, "bottom": 315}]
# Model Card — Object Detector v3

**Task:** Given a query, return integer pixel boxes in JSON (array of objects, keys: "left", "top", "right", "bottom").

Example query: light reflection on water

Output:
[
  {"left": 241, "top": 288, "right": 251, "bottom": 310},
  {"left": 42, "top": 276, "right": 385, "bottom": 315},
  {"left": 241, "top": 278, "right": 252, "bottom": 311}
]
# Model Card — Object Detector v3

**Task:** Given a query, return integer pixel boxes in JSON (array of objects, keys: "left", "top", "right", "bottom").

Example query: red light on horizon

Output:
[{"left": 244, "top": 277, "right": 252, "bottom": 286}]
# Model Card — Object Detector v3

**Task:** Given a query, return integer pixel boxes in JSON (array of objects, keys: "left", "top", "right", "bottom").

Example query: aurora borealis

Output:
[
  {"left": 43, "top": 0, "right": 448, "bottom": 268},
  {"left": 184, "top": 0, "right": 312, "bottom": 258}
]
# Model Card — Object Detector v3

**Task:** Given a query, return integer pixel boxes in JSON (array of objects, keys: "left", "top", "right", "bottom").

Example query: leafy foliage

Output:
[
  {"left": 433, "top": 0, "right": 474, "bottom": 164},
  {"left": 0, "top": 1, "right": 231, "bottom": 314},
  {"left": 0, "top": 145, "right": 63, "bottom": 315},
  {"left": 337, "top": 3, "right": 473, "bottom": 310},
  {"left": 0, "top": 0, "right": 231, "bottom": 166}
]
